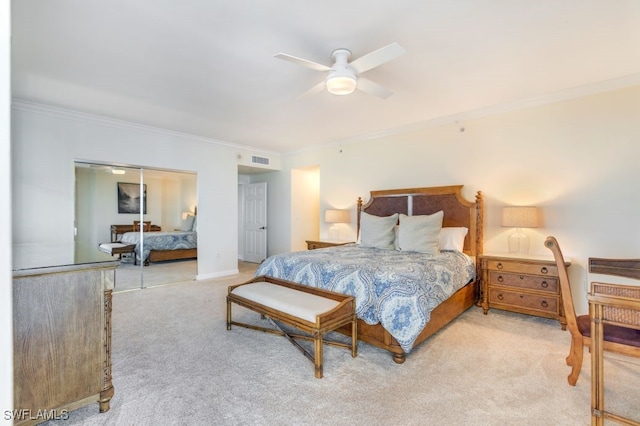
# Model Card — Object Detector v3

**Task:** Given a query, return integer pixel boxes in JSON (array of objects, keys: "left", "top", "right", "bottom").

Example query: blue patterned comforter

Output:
[
  {"left": 255, "top": 244, "right": 475, "bottom": 352},
  {"left": 121, "top": 231, "right": 197, "bottom": 263}
]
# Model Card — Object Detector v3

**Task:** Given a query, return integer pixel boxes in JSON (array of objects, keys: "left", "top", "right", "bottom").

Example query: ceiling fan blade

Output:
[
  {"left": 274, "top": 53, "right": 332, "bottom": 71},
  {"left": 350, "top": 42, "right": 406, "bottom": 74},
  {"left": 357, "top": 78, "right": 394, "bottom": 99},
  {"left": 298, "top": 81, "right": 327, "bottom": 99}
]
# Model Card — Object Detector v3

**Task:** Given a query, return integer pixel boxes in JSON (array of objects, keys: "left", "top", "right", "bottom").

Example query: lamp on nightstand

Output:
[
  {"left": 325, "top": 209, "right": 351, "bottom": 241},
  {"left": 501, "top": 206, "right": 539, "bottom": 254}
]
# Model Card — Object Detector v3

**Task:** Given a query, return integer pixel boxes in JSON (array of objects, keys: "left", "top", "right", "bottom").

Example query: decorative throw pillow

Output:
[
  {"left": 396, "top": 211, "right": 444, "bottom": 255},
  {"left": 359, "top": 212, "right": 398, "bottom": 249},
  {"left": 439, "top": 227, "right": 468, "bottom": 252},
  {"left": 393, "top": 225, "right": 399, "bottom": 250},
  {"left": 181, "top": 214, "right": 195, "bottom": 231}
]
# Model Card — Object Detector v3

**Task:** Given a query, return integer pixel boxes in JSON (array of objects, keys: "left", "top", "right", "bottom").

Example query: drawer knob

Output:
[
  {"left": 497, "top": 263, "right": 503, "bottom": 270},
  {"left": 497, "top": 293, "right": 504, "bottom": 301},
  {"left": 519, "top": 294, "right": 524, "bottom": 299},
  {"left": 541, "top": 267, "right": 548, "bottom": 274},
  {"left": 497, "top": 275, "right": 504, "bottom": 282},
  {"left": 541, "top": 281, "right": 549, "bottom": 288},
  {"left": 519, "top": 275, "right": 524, "bottom": 280},
  {"left": 541, "top": 300, "right": 548, "bottom": 308}
]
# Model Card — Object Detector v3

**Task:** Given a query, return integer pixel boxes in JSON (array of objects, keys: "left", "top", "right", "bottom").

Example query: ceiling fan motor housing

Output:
[
  {"left": 331, "top": 48, "right": 352, "bottom": 63},
  {"left": 326, "top": 49, "right": 357, "bottom": 95}
]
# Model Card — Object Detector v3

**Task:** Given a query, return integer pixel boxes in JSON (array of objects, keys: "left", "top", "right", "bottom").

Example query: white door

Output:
[{"left": 243, "top": 182, "right": 267, "bottom": 263}]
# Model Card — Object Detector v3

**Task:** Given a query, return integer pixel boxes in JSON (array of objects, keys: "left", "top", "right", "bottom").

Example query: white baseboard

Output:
[{"left": 196, "top": 269, "right": 239, "bottom": 280}]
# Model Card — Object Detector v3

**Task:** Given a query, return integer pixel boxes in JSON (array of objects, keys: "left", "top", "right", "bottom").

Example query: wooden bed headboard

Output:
[
  {"left": 356, "top": 185, "right": 484, "bottom": 257},
  {"left": 589, "top": 258, "right": 640, "bottom": 280}
]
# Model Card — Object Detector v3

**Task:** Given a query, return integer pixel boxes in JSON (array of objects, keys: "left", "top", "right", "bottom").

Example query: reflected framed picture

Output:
[{"left": 117, "top": 182, "right": 147, "bottom": 214}]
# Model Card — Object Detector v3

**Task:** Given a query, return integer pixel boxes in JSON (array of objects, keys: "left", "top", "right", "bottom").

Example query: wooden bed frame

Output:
[
  {"left": 147, "top": 248, "right": 197, "bottom": 264},
  {"left": 339, "top": 185, "right": 484, "bottom": 363}
]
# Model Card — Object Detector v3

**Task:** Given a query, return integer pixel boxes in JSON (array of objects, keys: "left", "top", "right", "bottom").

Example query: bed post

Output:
[
  {"left": 356, "top": 197, "right": 363, "bottom": 241},
  {"left": 475, "top": 191, "right": 484, "bottom": 257},
  {"left": 475, "top": 191, "right": 484, "bottom": 306}
]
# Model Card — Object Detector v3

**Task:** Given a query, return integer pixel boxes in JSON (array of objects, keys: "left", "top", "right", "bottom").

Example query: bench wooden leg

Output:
[
  {"left": 314, "top": 333, "right": 324, "bottom": 379},
  {"left": 226, "top": 297, "right": 232, "bottom": 330},
  {"left": 351, "top": 317, "right": 358, "bottom": 358}
]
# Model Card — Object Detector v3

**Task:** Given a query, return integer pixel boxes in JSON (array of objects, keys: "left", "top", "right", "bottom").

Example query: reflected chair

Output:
[
  {"left": 544, "top": 236, "right": 640, "bottom": 386},
  {"left": 133, "top": 220, "right": 151, "bottom": 232}
]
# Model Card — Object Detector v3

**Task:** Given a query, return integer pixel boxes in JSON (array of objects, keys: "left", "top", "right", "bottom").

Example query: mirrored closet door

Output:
[{"left": 75, "top": 162, "right": 197, "bottom": 291}]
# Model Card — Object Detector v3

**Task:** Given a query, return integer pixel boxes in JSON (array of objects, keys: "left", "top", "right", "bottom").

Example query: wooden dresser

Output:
[
  {"left": 480, "top": 253, "right": 570, "bottom": 329},
  {"left": 12, "top": 245, "right": 118, "bottom": 425},
  {"left": 305, "top": 240, "right": 353, "bottom": 250}
]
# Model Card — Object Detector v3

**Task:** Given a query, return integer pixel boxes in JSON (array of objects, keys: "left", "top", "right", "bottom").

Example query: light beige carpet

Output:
[
  {"left": 113, "top": 259, "right": 198, "bottom": 292},
  {"left": 43, "top": 264, "right": 640, "bottom": 425}
]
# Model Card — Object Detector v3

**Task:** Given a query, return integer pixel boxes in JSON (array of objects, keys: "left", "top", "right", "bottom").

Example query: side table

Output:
[{"left": 480, "top": 253, "right": 570, "bottom": 329}]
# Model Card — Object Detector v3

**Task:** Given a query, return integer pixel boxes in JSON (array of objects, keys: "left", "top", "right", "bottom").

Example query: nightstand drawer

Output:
[
  {"left": 488, "top": 271, "right": 558, "bottom": 293},
  {"left": 305, "top": 240, "right": 353, "bottom": 250},
  {"left": 485, "top": 260, "right": 558, "bottom": 277},
  {"left": 488, "top": 288, "right": 559, "bottom": 315}
]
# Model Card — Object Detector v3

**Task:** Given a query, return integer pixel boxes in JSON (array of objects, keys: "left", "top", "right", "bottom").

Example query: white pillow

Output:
[
  {"left": 359, "top": 212, "right": 398, "bottom": 249},
  {"left": 439, "top": 227, "right": 468, "bottom": 252},
  {"left": 397, "top": 211, "right": 444, "bottom": 255},
  {"left": 181, "top": 214, "right": 195, "bottom": 231},
  {"left": 191, "top": 216, "right": 198, "bottom": 232},
  {"left": 393, "top": 225, "right": 399, "bottom": 250}
]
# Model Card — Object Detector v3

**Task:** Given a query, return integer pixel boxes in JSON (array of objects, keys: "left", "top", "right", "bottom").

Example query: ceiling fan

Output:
[{"left": 274, "top": 42, "right": 406, "bottom": 99}]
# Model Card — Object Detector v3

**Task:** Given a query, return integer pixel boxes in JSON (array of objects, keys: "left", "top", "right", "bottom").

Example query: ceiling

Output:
[{"left": 11, "top": 1, "right": 640, "bottom": 154}]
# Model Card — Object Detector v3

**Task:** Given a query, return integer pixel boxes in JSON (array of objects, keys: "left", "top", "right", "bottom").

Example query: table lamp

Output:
[
  {"left": 501, "top": 206, "right": 539, "bottom": 254},
  {"left": 325, "top": 209, "right": 351, "bottom": 241}
]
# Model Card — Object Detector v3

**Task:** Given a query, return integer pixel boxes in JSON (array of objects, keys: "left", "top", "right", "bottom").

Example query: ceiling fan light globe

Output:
[{"left": 326, "top": 75, "right": 357, "bottom": 96}]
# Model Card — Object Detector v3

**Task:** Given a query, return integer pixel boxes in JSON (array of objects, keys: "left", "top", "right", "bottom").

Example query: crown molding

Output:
[
  {"left": 11, "top": 99, "right": 280, "bottom": 157},
  {"left": 12, "top": 71, "right": 640, "bottom": 159}
]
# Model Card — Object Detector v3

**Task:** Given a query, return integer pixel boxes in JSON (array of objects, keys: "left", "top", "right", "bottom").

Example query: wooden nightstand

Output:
[
  {"left": 480, "top": 253, "right": 570, "bottom": 329},
  {"left": 305, "top": 240, "right": 353, "bottom": 250}
]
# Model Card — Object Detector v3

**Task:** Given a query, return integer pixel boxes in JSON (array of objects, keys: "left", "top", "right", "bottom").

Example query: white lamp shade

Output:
[
  {"left": 325, "top": 209, "right": 351, "bottom": 223},
  {"left": 501, "top": 206, "right": 539, "bottom": 228}
]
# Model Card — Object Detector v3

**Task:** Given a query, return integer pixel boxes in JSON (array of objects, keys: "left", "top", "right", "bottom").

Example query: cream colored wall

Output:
[
  {"left": 160, "top": 179, "right": 182, "bottom": 230},
  {"left": 275, "top": 85, "right": 640, "bottom": 314},
  {"left": 178, "top": 174, "right": 198, "bottom": 221},
  {"left": 290, "top": 167, "right": 320, "bottom": 252}
]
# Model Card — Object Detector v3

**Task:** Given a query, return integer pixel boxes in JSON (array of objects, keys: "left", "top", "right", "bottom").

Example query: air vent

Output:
[{"left": 251, "top": 156, "right": 270, "bottom": 165}]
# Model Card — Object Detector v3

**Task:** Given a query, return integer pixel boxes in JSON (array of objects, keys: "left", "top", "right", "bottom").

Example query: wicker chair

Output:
[
  {"left": 588, "top": 282, "right": 640, "bottom": 425},
  {"left": 544, "top": 236, "right": 640, "bottom": 386}
]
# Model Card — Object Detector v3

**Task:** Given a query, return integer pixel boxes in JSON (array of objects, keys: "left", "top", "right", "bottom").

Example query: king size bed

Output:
[
  {"left": 255, "top": 185, "right": 483, "bottom": 363},
  {"left": 120, "top": 230, "right": 197, "bottom": 265}
]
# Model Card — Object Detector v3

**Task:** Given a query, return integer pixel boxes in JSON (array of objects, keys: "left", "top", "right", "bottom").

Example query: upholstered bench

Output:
[
  {"left": 227, "top": 275, "right": 357, "bottom": 378},
  {"left": 99, "top": 242, "right": 136, "bottom": 262}
]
